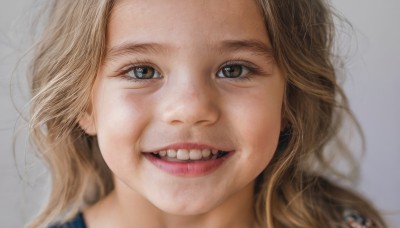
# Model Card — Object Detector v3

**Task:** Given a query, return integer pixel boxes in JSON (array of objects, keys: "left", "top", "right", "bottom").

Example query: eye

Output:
[
  {"left": 217, "top": 64, "right": 249, "bottom": 78},
  {"left": 125, "top": 66, "right": 161, "bottom": 79}
]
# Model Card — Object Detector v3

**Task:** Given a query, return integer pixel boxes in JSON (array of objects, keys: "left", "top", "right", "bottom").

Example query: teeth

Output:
[
  {"left": 177, "top": 149, "right": 190, "bottom": 160},
  {"left": 167, "top": 149, "right": 176, "bottom": 158},
  {"left": 201, "top": 149, "right": 211, "bottom": 157},
  {"left": 189, "top": 149, "right": 202, "bottom": 160},
  {"left": 156, "top": 149, "right": 222, "bottom": 161}
]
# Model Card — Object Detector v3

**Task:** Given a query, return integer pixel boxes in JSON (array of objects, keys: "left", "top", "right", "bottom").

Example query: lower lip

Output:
[{"left": 143, "top": 153, "right": 233, "bottom": 177}]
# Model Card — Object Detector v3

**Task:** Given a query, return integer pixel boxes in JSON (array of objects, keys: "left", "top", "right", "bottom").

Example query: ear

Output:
[{"left": 78, "top": 111, "right": 97, "bottom": 136}]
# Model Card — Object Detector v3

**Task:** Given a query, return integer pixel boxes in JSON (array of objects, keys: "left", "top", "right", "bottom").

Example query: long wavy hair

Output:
[{"left": 27, "top": 0, "right": 386, "bottom": 227}]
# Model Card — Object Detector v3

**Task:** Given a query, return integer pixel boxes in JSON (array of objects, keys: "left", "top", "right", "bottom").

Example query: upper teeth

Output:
[{"left": 154, "top": 149, "right": 219, "bottom": 161}]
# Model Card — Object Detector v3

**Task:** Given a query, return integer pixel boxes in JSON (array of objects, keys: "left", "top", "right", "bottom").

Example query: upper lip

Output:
[{"left": 142, "top": 142, "right": 234, "bottom": 153}]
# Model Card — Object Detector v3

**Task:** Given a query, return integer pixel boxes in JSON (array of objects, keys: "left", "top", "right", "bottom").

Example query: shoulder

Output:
[
  {"left": 49, "top": 213, "right": 86, "bottom": 228},
  {"left": 307, "top": 176, "right": 385, "bottom": 227}
]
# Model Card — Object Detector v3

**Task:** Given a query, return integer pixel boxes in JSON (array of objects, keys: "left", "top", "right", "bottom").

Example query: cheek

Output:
[
  {"left": 227, "top": 88, "right": 283, "bottom": 169},
  {"left": 243, "top": 107, "right": 281, "bottom": 152},
  {"left": 240, "top": 108, "right": 281, "bottom": 169},
  {"left": 93, "top": 90, "right": 152, "bottom": 168}
]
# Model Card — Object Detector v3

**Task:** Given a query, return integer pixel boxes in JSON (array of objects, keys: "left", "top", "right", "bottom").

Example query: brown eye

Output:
[
  {"left": 127, "top": 66, "right": 161, "bottom": 79},
  {"left": 217, "top": 64, "right": 248, "bottom": 78}
]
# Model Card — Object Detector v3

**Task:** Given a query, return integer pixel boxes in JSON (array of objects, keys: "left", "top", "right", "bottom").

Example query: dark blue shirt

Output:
[
  {"left": 49, "top": 209, "right": 371, "bottom": 227},
  {"left": 49, "top": 212, "right": 86, "bottom": 228}
]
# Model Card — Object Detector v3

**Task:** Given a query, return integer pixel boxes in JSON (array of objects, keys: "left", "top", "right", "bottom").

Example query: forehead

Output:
[{"left": 108, "top": 0, "right": 270, "bottom": 49}]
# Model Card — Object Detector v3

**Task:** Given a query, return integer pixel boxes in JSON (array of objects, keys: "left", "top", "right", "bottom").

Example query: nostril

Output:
[{"left": 159, "top": 90, "right": 220, "bottom": 126}]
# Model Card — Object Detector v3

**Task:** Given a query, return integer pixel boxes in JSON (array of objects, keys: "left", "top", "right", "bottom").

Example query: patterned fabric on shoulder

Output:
[{"left": 343, "top": 208, "right": 373, "bottom": 228}]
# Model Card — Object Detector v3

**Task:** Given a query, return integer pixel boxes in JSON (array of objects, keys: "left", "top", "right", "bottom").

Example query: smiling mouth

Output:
[
  {"left": 143, "top": 146, "right": 233, "bottom": 176},
  {"left": 149, "top": 149, "right": 229, "bottom": 162}
]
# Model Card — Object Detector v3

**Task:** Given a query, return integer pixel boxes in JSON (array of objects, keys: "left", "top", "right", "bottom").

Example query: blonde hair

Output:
[{"left": 28, "top": 0, "right": 386, "bottom": 227}]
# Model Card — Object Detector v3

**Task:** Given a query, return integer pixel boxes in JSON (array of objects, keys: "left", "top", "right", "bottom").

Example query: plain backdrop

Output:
[{"left": 1, "top": 0, "right": 399, "bottom": 227}]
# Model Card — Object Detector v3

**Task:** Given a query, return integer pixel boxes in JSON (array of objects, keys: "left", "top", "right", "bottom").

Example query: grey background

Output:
[{"left": 1, "top": 0, "right": 399, "bottom": 227}]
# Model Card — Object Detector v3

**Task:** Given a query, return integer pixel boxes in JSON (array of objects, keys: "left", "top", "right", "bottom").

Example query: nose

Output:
[{"left": 160, "top": 76, "right": 220, "bottom": 126}]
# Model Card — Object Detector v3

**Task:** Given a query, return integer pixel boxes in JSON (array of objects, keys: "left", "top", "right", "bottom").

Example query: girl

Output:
[{"left": 27, "top": 0, "right": 386, "bottom": 227}]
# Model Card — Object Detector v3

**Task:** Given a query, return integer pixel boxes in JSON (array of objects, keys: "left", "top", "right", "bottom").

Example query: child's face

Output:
[{"left": 83, "top": 0, "right": 284, "bottom": 215}]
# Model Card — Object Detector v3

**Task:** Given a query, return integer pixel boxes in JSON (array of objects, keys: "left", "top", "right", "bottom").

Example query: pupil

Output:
[
  {"left": 224, "top": 65, "right": 242, "bottom": 78},
  {"left": 135, "top": 67, "right": 154, "bottom": 79}
]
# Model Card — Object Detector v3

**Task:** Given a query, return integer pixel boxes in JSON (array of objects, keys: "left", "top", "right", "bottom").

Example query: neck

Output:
[{"left": 85, "top": 179, "right": 258, "bottom": 228}]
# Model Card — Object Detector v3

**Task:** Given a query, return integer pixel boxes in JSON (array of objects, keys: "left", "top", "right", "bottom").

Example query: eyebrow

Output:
[
  {"left": 219, "top": 39, "right": 274, "bottom": 58},
  {"left": 105, "top": 42, "right": 168, "bottom": 62},
  {"left": 105, "top": 39, "right": 274, "bottom": 62}
]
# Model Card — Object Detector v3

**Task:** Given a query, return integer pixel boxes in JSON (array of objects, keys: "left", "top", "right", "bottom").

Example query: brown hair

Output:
[{"left": 28, "top": 0, "right": 386, "bottom": 227}]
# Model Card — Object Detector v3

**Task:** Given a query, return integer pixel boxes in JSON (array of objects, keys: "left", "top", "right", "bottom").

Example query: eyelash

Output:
[
  {"left": 118, "top": 61, "right": 161, "bottom": 83},
  {"left": 116, "top": 59, "right": 263, "bottom": 82},
  {"left": 217, "top": 60, "right": 262, "bottom": 81}
]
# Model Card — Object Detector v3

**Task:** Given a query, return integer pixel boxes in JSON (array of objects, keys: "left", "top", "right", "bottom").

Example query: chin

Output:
[{"left": 148, "top": 192, "right": 223, "bottom": 216}]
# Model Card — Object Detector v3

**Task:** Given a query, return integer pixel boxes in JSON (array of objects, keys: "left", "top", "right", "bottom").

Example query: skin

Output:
[{"left": 80, "top": 0, "right": 285, "bottom": 227}]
